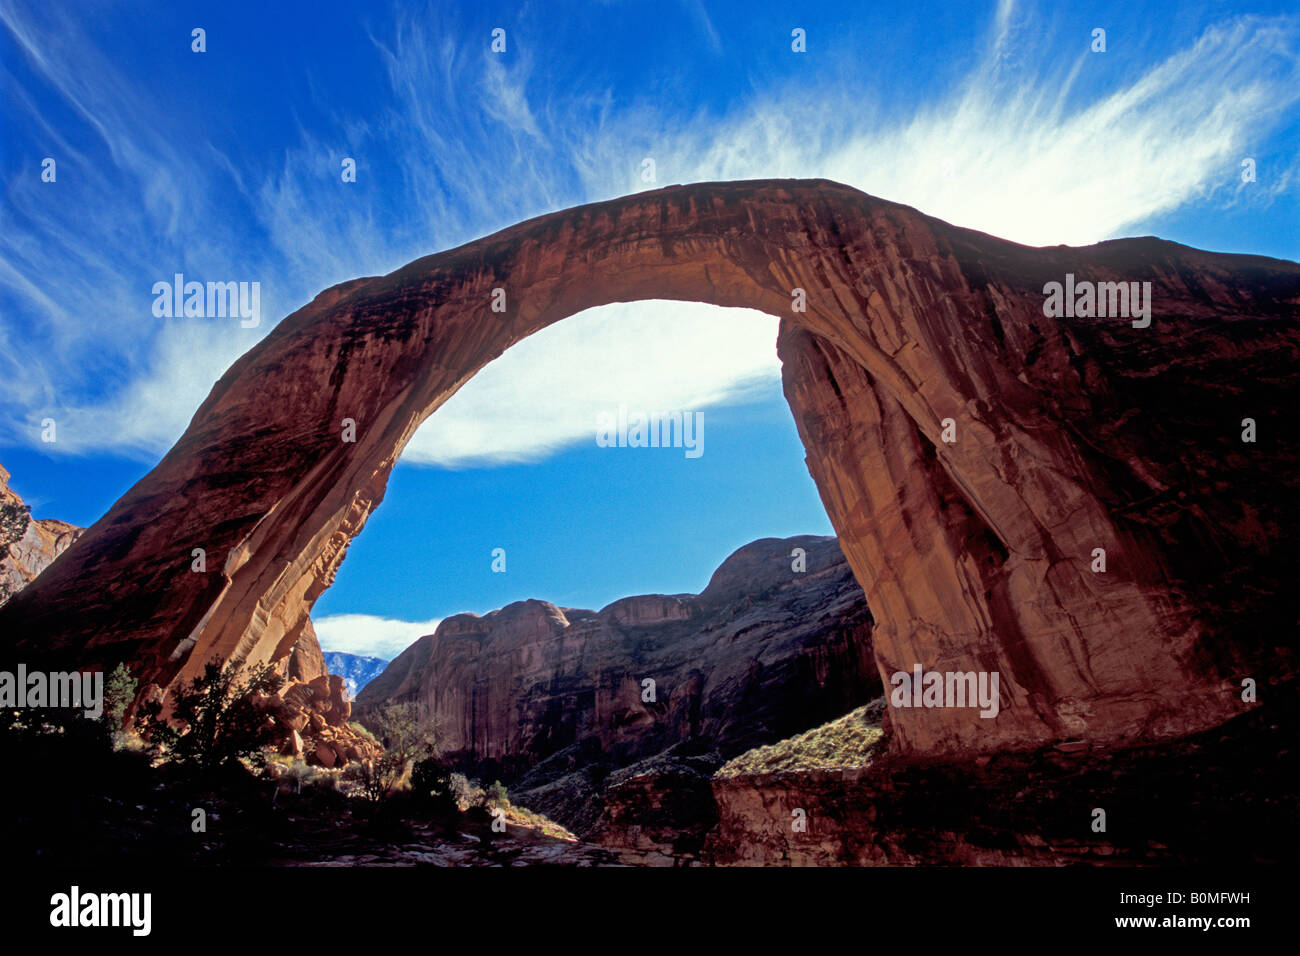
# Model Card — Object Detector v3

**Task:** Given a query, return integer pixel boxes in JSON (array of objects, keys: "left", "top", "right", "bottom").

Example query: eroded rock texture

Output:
[
  {"left": 358, "top": 536, "right": 874, "bottom": 764},
  {"left": 0, "top": 464, "right": 82, "bottom": 608},
  {"left": 2, "top": 180, "right": 1297, "bottom": 757},
  {"left": 357, "top": 535, "right": 877, "bottom": 833},
  {"left": 700, "top": 701, "right": 1297, "bottom": 866}
]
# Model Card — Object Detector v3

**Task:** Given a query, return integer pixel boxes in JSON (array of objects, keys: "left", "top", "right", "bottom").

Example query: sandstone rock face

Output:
[
  {"left": 701, "top": 701, "right": 1296, "bottom": 866},
  {"left": 287, "top": 619, "right": 327, "bottom": 684},
  {"left": 0, "top": 464, "right": 82, "bottom": 608},
  {"left": 775, "top": 233, "right": 1300, "bottom": 752},
  {"left": 357, "top": 535, "right": 877, "bottom": 775},
  {"left": 594, "top": 749, "right": 722, "bottom": 865},
  {"left": 2, "top": 180, "right": 1297, "bottom": 757}
]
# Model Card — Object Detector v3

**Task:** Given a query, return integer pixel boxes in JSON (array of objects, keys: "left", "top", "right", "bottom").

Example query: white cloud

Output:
[
  {"left": 396, "top": 13, "right": 1300, "bottom": 466},
  {"left": 47, "top": 321, "right": 257, "bottom": 458},
  {"left": 2, "top": 5, "right": 1297, "bottom": 466},
  {"left": 403, "top": 301, "right": 779, "bottom": 467},
  {"left": 312, "top": 613, "right": 443, "bottom": 660},
  {"left": 567, "top": 17, "right": 1300, "bottom": 247},
  {"left": 0, "top": 3, "right": 302, "bottom": 455}
]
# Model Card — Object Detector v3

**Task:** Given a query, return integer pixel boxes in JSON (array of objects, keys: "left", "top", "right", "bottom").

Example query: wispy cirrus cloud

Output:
[
  {"left": 1, "top": 1, "right": 1297, "bottom": 470},
  {"left": 403, "top": 302, "right": 780, "bottom": 467},
  {"left": 565, "top": 13, "right": 1300, "bottom": 247},
  {"left": 0, "top": 3, "right": 290, "bottom": 454},
  {"left": 382, "top": 6, "right": 1300, "bottom": 467}
]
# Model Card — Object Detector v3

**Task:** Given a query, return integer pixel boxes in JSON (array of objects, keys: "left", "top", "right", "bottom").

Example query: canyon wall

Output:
[
  {"left": 0, "top": 464, "right": 82, "bottom": 608},
  {"left": 2, "top": 180, "right": 1297, "bottom": 757},
  {"left": 699, "top": 699, "right": 1294, "bottom": 866},
  {"left": 357, "top": 535, "right": 877, "bottom": 830}
]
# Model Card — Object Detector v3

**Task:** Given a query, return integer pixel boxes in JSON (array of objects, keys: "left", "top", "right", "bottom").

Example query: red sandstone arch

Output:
[{"left": 4, "top": 179, "right": 1298, "bottom": 755}]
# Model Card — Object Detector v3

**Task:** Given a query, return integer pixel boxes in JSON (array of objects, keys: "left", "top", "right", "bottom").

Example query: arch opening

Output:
[{"left": 311, "top": 298, "right": 823, "bottom": 628}]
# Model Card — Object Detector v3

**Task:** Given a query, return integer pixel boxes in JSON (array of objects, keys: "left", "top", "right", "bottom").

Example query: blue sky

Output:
[{"left": 2, "top": 1, "right": 1298, "bottom": 658}]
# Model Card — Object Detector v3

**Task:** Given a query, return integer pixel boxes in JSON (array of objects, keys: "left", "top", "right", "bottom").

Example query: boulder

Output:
[
  {"left": 312, "top": 741, "right": 336, "bottom": 769},
  {"left": 280, "top": 729, "right": 303, "bottom": 758}
]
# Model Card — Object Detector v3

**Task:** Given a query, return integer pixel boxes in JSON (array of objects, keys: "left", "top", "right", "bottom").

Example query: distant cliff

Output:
[
  {"left": 357, "top": 535, "right": 880, "bottom": 835},
  {"left": 0, "top": 464, "right": 82, "bottom": 608}
]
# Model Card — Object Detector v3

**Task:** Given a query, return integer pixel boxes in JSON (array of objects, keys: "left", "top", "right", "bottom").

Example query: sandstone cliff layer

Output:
[
  {"left": 2, "top": 180, "right": 1297, "bottom": 757},
  {"left": 0, "top": 464, "right": 82, "bottom": 608},
  {"left": 358, "top": 535, "right": 878, "bottom": 830},
  {"left": 697, "top": 699, "right": 1295, "bottom": 866}
]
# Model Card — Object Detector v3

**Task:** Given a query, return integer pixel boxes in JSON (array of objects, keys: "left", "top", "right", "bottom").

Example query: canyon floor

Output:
[
  {"left": 4, "top": 516, "right": 1295, "bottom": 868},
  {"left": 6, "top": 681, "right": 1293, "bottom": 868}
]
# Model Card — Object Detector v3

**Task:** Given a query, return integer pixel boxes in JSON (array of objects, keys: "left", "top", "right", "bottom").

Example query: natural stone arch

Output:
[{"left": 4, "top": 178, "right": 1298, "bottom": 755}]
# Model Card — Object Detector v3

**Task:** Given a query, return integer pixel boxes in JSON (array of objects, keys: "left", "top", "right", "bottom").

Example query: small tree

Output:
[
  {"left": 346, "top": 701, "right": 440, "bottom": 803},
  {"left": 485, "top": 780, "right": 509, "bottom": 809},
  {"left": 102, "top": 663, "right": 137, "bottom": 730},
  {"left": 368, "top": 701, "right": 439, "bottom": 766},
  {"left": 136, "top": 657, "right": 282, "bottom": 772},
  {"left": 409, "top": 757, "right": 461, "bottom": 816}
]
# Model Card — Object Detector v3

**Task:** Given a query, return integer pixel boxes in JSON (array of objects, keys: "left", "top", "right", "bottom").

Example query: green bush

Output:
[
  {"left": 485, "top": 779, "right": 509, "bottom": 809},
  {"left": 135, "top": 657, "right": 282, "bottom": 773},
  {"left": 347, "top": 720, "right": 377, "bottom": 745},
  {"left": 102, "top": 663, "right": 137, "bottom": 729},
  {"left": 410, "top": 757, "right": 460, "bottom": 816}
]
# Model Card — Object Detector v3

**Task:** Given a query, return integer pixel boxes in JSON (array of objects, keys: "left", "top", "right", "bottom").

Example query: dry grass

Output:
[
  {"left": 716, "top": 704, "right": 885, "bottom": 778},
  {"left": 457, "top": 777, "right": 576, "bottom": 840},
  {"left": 503, "top": 804, "right": 578, "bottom": 841}
]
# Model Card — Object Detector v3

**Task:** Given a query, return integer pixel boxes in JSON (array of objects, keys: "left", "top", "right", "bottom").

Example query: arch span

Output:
[{"left": 5, "top": 178, "right": 1299, "bottom": 754}]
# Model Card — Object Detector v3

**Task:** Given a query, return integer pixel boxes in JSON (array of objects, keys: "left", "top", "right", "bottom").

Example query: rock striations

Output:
[
  {"left": 0, "top": 464, "right": 82, "bottom": 608},
  {"left": 2, "top": 180, "right": 1297, "bottom": 760},
  {"left": 356, "top": 535, "right": 878, "bottom": 834}
]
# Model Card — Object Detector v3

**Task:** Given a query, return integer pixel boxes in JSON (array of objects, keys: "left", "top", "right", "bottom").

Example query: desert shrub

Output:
[
  {"left": 110, "top": 730, "right": 148, "bottom": 753},
  {"left": 102, "top": 663, "right": 137, "bottom": 729},
  {"left": 0, "top": 500, "right": 29, "bottom": 547},
  {"left": 410, "top": 757, "right": 460, "bottom": 816},
  {"left": 345, "top": 701, "right": 441, "bottom": 804},
  {"left": 284, "top": 758, "right": 318, "bottom": 793},
  {"left": 410, "top": 757, "right": 451, "bottom": 795},
  {"left": 448, "top": 772, "right": 473, "bottom": 808},
  {"left": 343, "top": 756, "right": 390, "bottom": 803},
  {"left": 135, "top": 657, "right": 282, "bottom": 773},
  {"left": 485, "top": 779, "right": 509, "bottom": 809}
]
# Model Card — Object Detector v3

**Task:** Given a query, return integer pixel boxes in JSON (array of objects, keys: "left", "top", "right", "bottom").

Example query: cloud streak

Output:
[
  {"left": 403, "top": 302, "right": 779, "bottom": 466},
  {"left": 1, "top": 3, "right": 1296, "bottom": 469},
  {"left": 312, "top": 613, "right": 442, "bottom": 660}
]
